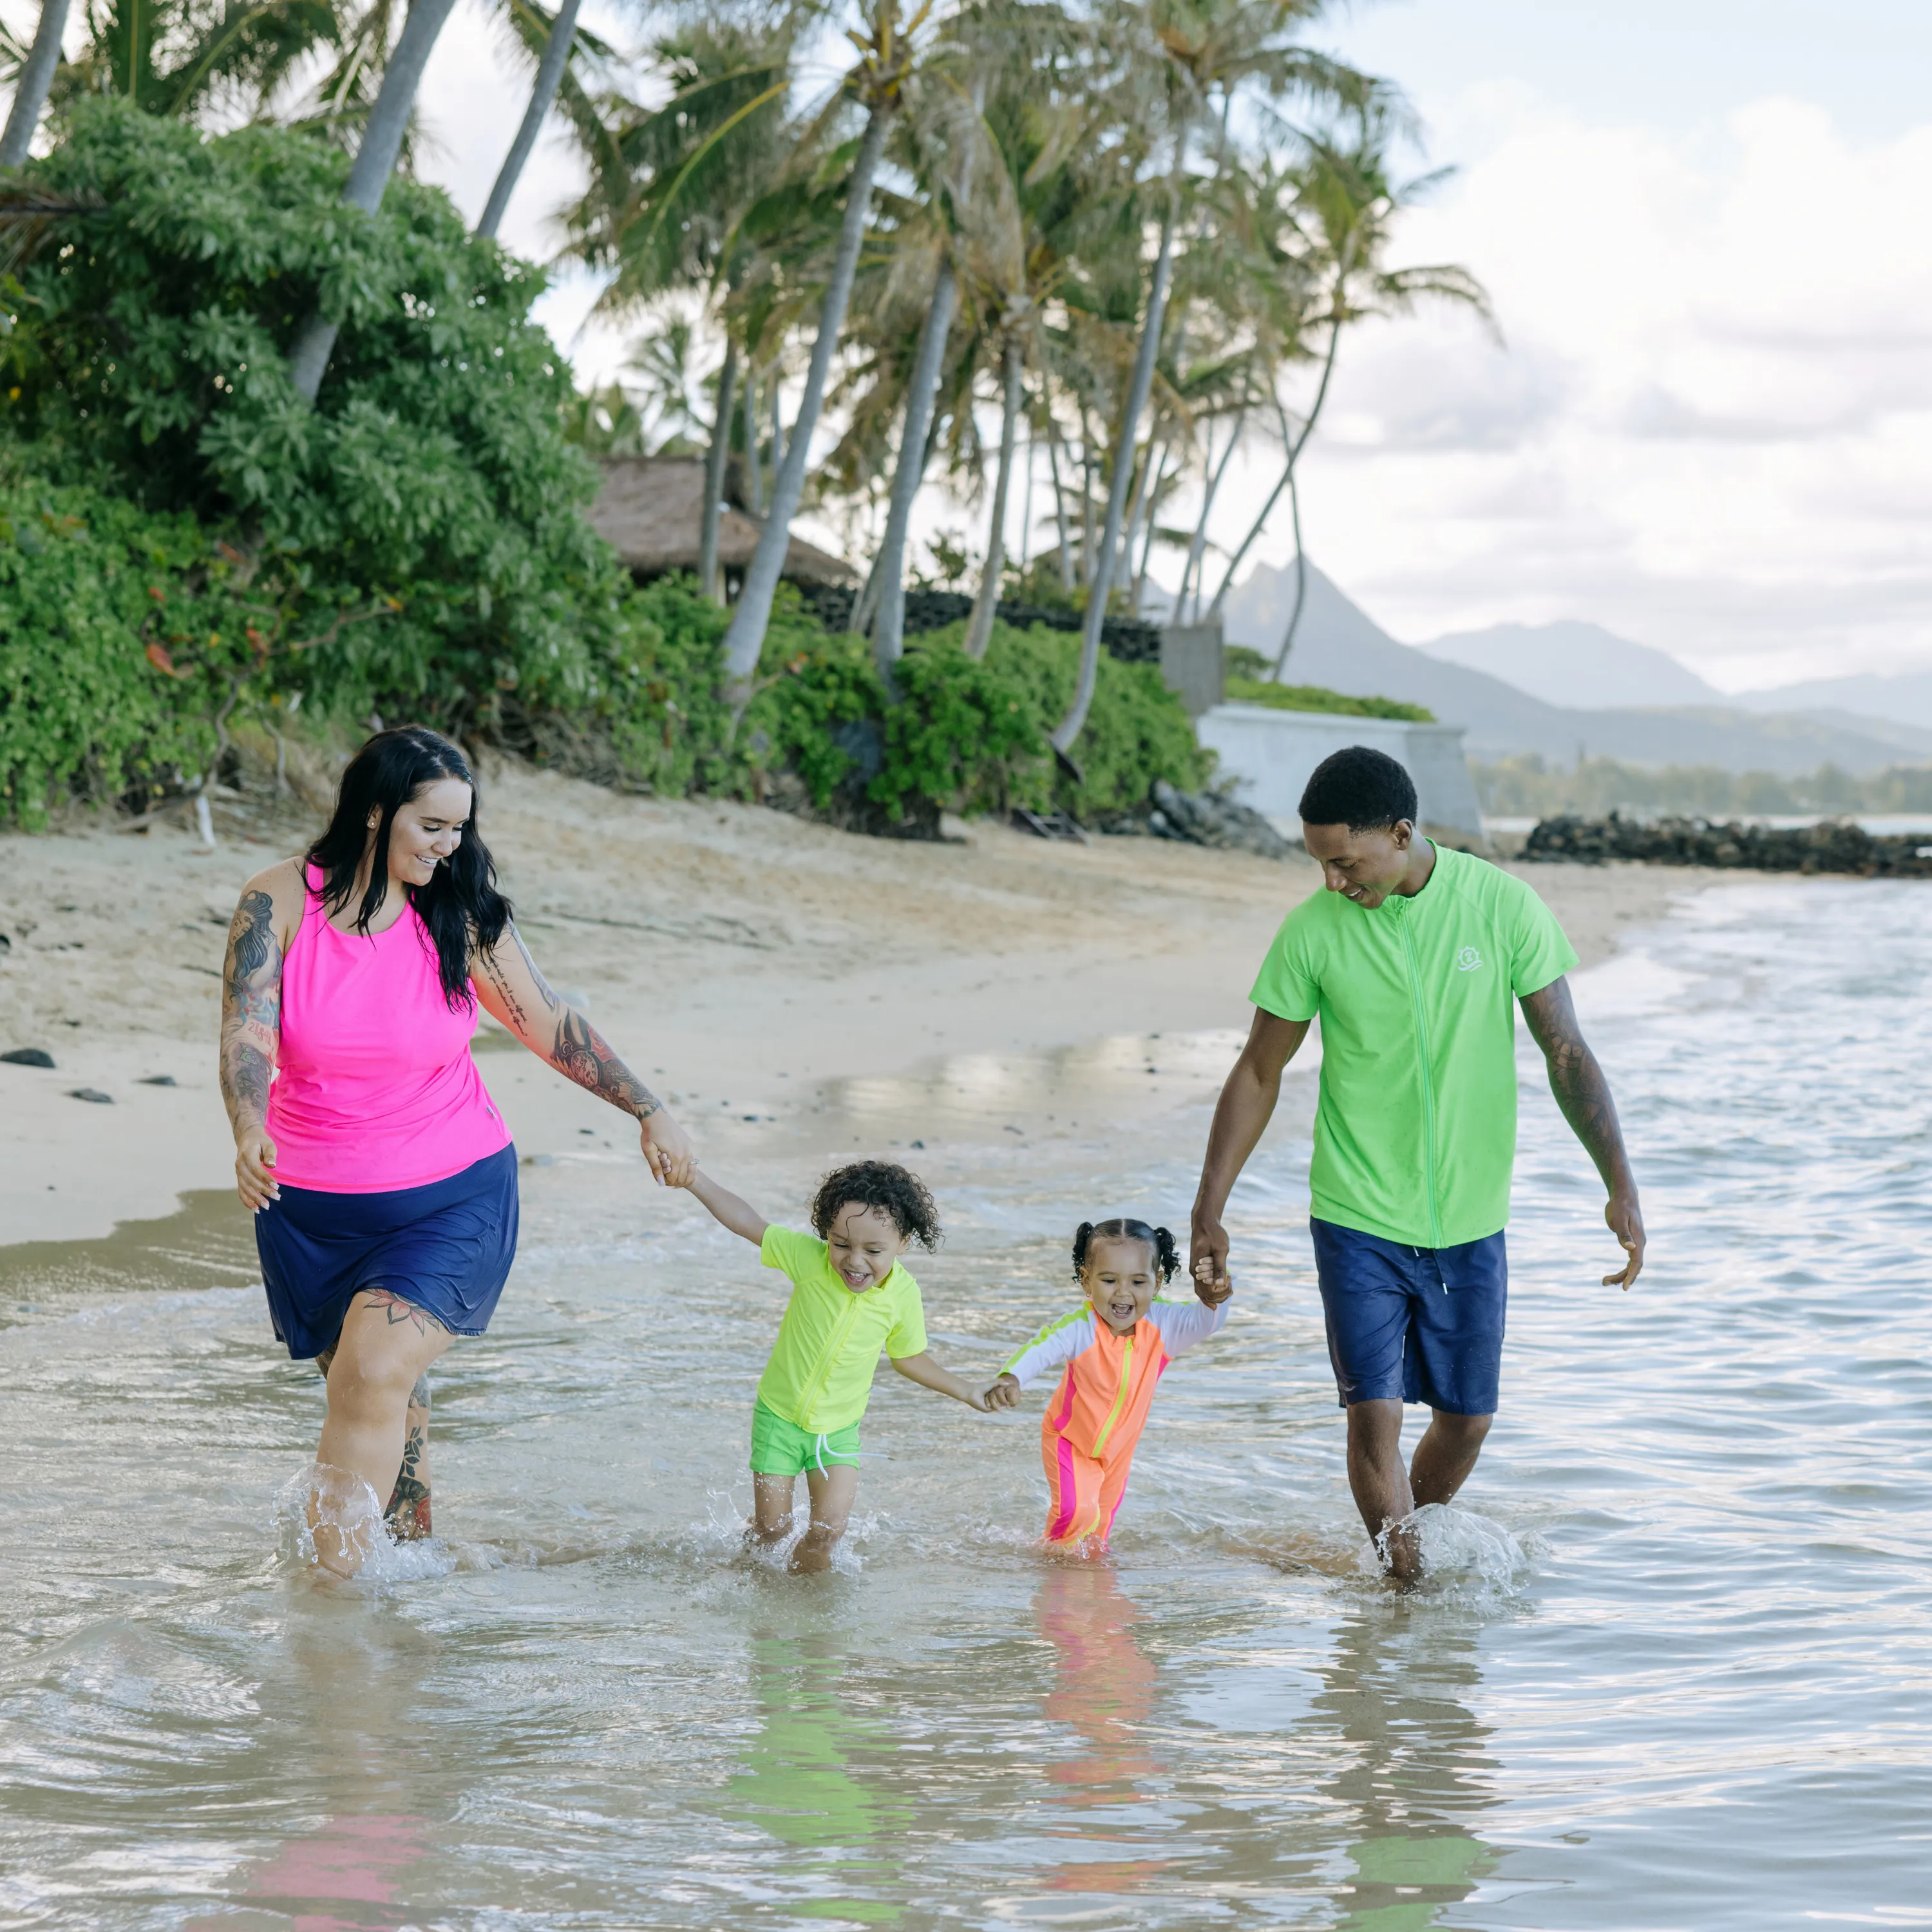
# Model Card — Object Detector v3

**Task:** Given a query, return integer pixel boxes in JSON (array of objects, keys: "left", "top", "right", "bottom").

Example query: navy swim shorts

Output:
[
  {"left": 254, "top": 1145, "right": 520, "bottom": 1360},
  {"left": 1309, "top": 1217, "right": 1507, "bottom": 1416}
]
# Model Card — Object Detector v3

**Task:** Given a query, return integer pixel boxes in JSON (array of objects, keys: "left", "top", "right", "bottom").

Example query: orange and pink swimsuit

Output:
[{"left": 1002, "top": 1297, "right": 1228, "bottom": 1546}]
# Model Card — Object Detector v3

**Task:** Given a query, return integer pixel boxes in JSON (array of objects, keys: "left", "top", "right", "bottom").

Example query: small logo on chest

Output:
[{"left": 1455, "top": 946, "right": 1484, "bottom": 972}]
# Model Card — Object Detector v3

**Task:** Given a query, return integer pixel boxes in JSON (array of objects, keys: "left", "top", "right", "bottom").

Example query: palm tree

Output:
[
  {"left": 1198, "top": 120, "right": 1490, "bottom": 667},
  {"left": 1, "top": 0, "right": 71, "bottom": 166},
  {"left": 720, "top": 0, "right": 934, "bottom": 689},
  {"left": 477, "top": 0, "right": 585, "bottom": 240},
  {"left": 564, "top": 20, "right": 797, "bottom": 600},
  {"left": 1054, "top": 0, "right": 1374, "bottom": 753},
  {"left": 287, "top": 0, "right": 464, "bottom": 402}
]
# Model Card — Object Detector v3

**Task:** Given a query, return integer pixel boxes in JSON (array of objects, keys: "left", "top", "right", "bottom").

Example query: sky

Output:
[{"left": 6, "top": 0, "right": 1927, "bottom": 690}]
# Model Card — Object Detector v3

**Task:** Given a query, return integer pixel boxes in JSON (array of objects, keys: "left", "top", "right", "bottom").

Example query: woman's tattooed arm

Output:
[
  {"left": 472, "top": 923, "right": 666, "bottom": 1121},
  {"left": 219, "top": 887, "right": 283, "bottom": 1133}
]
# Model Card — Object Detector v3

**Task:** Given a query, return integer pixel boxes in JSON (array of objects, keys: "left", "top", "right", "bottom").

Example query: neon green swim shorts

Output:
[{"left": 749, "top": 1399, "right": 862, "bottom": 1477}]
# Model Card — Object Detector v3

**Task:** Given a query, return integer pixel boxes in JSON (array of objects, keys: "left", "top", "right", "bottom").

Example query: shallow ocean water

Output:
[{"left": 4, "top": 878, "right": 1931, "bottom": 1929}]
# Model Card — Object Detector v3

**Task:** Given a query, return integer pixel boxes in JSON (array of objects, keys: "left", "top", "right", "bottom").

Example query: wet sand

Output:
[{"left": 1, "top": 764, "right": 1734, "bottom": 1245}]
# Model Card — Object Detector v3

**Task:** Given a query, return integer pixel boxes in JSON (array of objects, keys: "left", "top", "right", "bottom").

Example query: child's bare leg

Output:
[
  {"left": 790, "top": 1464, "right": 858, "bottom": 1575},
  {"left": 750, "top": 1474, "right": 797, "bottom": 1548}
]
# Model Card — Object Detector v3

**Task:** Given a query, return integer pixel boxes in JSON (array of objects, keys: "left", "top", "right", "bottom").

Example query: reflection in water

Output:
[
  {"left": 723, "top": 1631, "right": 911, "bottom": 1920},
  {"left": 1316, "top": 1613, "right": 1495, "bottom": 1932},
  {"left": 193, "top": 1814, "right": 428, "bottom": 1932},
  {"left": 1035, "top": 1564, "right": 1168, "bottom": 1897}
]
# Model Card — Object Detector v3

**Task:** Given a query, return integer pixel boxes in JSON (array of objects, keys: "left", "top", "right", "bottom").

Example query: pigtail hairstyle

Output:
[
  {"left": 308, "top": 726, "right": 510, "bottom": 1010},
  {"left": 1072, "top": 1218, "right": 1180, "bottom": 1283}
]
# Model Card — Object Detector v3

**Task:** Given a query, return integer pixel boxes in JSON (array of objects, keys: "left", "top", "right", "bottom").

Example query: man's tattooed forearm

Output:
[{"left": 551, "top": 1009, "right": 664, "bottom": 1119}]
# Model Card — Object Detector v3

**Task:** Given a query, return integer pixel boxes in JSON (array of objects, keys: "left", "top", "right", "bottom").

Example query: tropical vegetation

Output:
[{"left": 0, "top": 0, "right": 1472, "bottom": 832}]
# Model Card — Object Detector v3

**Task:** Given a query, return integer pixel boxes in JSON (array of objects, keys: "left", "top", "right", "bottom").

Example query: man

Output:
[{"left": 1190, "top": 746, "right": 1644, "bottom": 1578}]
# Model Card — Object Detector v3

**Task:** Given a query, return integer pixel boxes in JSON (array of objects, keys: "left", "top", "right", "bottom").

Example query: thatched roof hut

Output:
[{"left": 586, "top": 457, "right": 857, "bottom": 589}]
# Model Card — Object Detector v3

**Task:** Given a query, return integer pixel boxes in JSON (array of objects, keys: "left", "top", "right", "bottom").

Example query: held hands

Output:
[
  {"left": 1189, "top": 1217, "right": 1231, "bottom": 1303},
  {"left": 982, "top": 1372, "right": 1022, "bottom": 1412},
  {"left": 234, "top": 1129, "right": 279, "bottom": 1212},
  {"left": 638, "top": 1108, "right": 694, "bottom": 1188},
  {"left": 1604, "top": 1187, "right": 1646, "bottom": 1290},
  {"left": 1193, "top": 1253, "right": 1234, "bottom": 1308}
]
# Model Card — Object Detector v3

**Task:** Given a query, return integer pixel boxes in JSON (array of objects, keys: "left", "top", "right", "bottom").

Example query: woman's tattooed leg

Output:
[
  {"left": 313, "top": 1343, "right": 433, "bottom": 1539},
  {"left": 387, "top": 1374, "right": 433, "bottom": 1540}
]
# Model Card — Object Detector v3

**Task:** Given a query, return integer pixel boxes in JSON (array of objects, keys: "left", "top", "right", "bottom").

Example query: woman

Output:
[{"left": 218, "top": 726, "right": 692, "bottom": 1576}]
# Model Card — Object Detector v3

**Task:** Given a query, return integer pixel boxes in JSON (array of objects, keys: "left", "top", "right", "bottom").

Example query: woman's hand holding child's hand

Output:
[
  {"left": 1193, "top": 1256, "right": 1233, "bottom": 1308},
  {"left": 982, "top": 1372, "right": 1022, "bottom": 1411}
]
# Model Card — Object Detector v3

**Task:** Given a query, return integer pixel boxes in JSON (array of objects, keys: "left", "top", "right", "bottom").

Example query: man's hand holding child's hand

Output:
[{"left": 1193, "top": 1256, "right": 1234, "bottom": 1308}]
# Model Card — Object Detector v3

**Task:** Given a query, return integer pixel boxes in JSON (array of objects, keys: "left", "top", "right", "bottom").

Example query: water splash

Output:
[
  {"left": 274, "top": 1463, "right": 456, "bottom": 1586},
  {"left": 1361, "top": 1502, "right": 1533, "bottom": 1601}
]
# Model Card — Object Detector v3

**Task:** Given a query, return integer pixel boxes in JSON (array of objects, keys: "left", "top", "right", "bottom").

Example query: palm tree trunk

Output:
[
  {"left": 872, "top": 257, "right": 959, "bottom": 675},
  {"left": 1132, "top": 449, "right": 1170, "bottom": 612},
  {"left": 288, "top": 0, "right": 462, "bottom": 402},
  {"left": 0, "top": 0, "right": 71, "bottom": 168},
  {"left": 1180, "top": 409, "right": 1242, "bottom": 619},
  {"left": 1116, "top": 434, "right": 1160, "bottom": 609},
  {"left": 742, "top": 365, "right": 762, "bottom": 516},
  {"left": 1046, "top": 417, "right": 1072, "bottom": 589},
  {"left": 700, "top": 337, "right": 738, "bottom": 604},
  {"left": 722, "top": 102, "right": 892, "bottom": 683},
  {"left": 476, "top": 0, "right": 584, "bottom": 240},
  {"left": 1269, "top": 461, "right": 1309, "bottom": 681},
  {"left": 1206, "top": 246, "right": 1353, "bottom": 617},
  {"left": 965, "top": 339, "right": 1023, "bottom": 659},
  {"left": 1051, "top": 194, "right": 1178, "bottom": 755},
  {"left": 1077, "top": 413, "right": 1094, "bottom": 585}
]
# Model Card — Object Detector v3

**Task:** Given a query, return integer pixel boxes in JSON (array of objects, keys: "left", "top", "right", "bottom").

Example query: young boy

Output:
[{"left": 677, "top": 1159, "right": 988, "bottom": 1573}]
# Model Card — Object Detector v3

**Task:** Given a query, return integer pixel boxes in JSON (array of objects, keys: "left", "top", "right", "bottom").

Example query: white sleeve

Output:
[
  {"left": 1148, "top": 1296, "right": 1228, "bottom": 1360},
  {"left": 1000, "top": 1309, "right": 1095, "bottom": 1387}
]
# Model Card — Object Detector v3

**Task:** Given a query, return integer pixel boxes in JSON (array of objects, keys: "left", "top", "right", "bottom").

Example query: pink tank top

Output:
[{"left": 265, "top": 866, "right": 512, "bottom": 1191}]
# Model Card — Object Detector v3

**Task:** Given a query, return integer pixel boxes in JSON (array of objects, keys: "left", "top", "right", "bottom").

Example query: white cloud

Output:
[{"left": 1221, "top": 98, "right": 1932, "bottom": 688}]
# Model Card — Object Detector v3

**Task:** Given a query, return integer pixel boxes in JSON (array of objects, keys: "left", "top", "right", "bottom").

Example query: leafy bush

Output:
[
  {"left": 1224, "top": 670, "right": 1434, "bottom": 722},
  {"left": 3, "top": 98, "right": 628, "bottom": 729},
  {"left": 0, "top": 478, "right": 340, "bottom": 826}
]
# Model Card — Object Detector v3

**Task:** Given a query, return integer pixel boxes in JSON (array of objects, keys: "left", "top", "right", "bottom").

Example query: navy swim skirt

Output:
[{"left": 254, "top": 1145, "right": 520, "bottom": 1360}]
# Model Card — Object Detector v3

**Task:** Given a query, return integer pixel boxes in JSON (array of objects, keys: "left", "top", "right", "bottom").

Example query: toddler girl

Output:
[
  {"left": 985, "top": 1218, "right": 1231, "bottom": 1549},
  {"left": 677, "top": 1158, "right": 987, "bottom": 1572}
]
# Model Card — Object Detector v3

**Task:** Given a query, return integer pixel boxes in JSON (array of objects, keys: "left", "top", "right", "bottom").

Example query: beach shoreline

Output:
[{"left": 1, "top": 765, "right": 1738, "bottom": 1249}]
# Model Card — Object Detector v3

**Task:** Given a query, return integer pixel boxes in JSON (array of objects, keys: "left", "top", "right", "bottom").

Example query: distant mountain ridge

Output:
[
  {"left": 1416, "top": 619, "right": 1727, "bottom": 710},
  {"left": 1218, "top": 564, "right": 1932, "bottom": 775},
  {"left": 1734, "top": 672, "right": 1932, "bottom": 732}
]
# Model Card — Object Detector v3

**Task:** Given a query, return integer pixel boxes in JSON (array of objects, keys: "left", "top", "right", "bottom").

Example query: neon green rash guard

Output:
[
  {"left": 754, "top": 1225, "right": 929, "bottom": 1434},
  {"left": 1249, "top": 842, "right": 1579, "bottom": 1249}
]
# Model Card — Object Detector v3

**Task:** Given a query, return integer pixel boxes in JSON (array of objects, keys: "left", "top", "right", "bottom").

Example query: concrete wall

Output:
[
  {"left": 1158, "top": 621, "right": 1226, "bottom": 719},
  {"left": 1194, "top": 705, "right": 1487, "bottom": 837}
]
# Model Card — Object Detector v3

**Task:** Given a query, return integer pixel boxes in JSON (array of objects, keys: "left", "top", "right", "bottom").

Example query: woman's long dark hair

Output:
[{"left": 308, "top": 726, "right": 510, "bottom": 1009}]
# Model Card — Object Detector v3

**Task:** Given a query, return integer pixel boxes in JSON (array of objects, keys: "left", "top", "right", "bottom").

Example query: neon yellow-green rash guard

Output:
[
  {"left": 754, "top": 1225, "right": 929, "bottom": 1434},
  {"left": 1249, "top": 843, "right": 1579, "bottom": 1249}
]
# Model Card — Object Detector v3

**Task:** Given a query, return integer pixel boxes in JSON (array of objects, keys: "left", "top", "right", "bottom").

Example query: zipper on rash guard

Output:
[
  {"left": 1090, "top": 1335, "right": 1135, "bottom": 1455},
  {"left": 797, "top": 1294, "right": 862, "bottom": 1424},
  {"left": 1396, "top": 903, "right": 1445, "bottom": 1249}
]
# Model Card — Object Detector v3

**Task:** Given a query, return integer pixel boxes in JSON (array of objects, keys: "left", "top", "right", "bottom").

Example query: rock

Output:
[
  {"left": 1146, "top": 780, "right": 1294, "bottom": 860},
  {"left": 68, "top": 1088, "right": 113, "bottom": 1104},
  {"left": 138, "top": 1074, "right": 178, "bottom": 1086},
  {"left": 1520, "top": 811, "right": 1932, "bottom": 876},
  {"left": 2, "top": 1048, "right": 55, "bottom": 1068}
]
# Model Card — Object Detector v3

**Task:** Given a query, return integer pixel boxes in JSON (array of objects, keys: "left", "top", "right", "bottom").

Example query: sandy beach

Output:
[{"left": 0, "top": 766, "right": 1734, "bottom": 1249}]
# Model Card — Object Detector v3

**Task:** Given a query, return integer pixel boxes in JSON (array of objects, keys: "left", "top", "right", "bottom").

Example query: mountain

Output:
[
  {"left": 1218, "top": 563, "right": 1932, "bottom": 774},
  {"left": 1734, "top": 672, "right": 1932, "bottom": 732},
  {"left": 1414, "top": 620, "right": 1725, "bottom": 710}
]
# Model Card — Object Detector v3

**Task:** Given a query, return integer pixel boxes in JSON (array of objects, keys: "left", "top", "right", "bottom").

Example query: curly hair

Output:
[
  {"left": 1072, "top": 1218, "right": 1180, "bottom": 1283},
  {"left": 810, "top": 1161, "right": 942, "bottom": 1251}
]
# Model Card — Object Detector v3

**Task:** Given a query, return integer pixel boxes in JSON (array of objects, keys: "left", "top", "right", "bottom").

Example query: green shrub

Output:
[
  {"left": 1222, "top": 651, "right": 1433, "bottom": 722},
  {"left": 3, "top": 98, "right": 631, "bottom": 731},
  {"left": 0, "top": 479, "right": 342, "bottom": 826}
]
